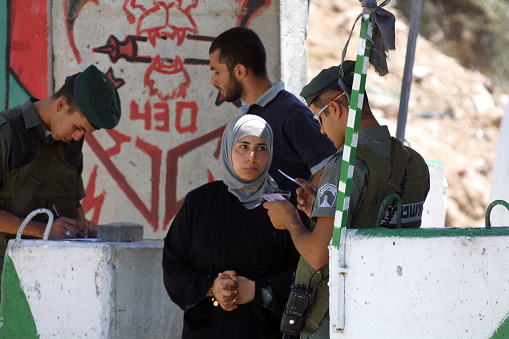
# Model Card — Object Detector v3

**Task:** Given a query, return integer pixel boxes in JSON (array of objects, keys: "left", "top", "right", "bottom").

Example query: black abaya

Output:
[{"left": 163, "top": 181, "right": 299, "bottom": 339}]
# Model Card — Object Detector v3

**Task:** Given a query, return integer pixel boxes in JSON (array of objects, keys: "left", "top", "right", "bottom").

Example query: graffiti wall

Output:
[
  {"left": 1, "top": 0, "right": 50, "bottom": 109},
  {"left": 1, "top": 0, "right": 308, "bottom": 239}
]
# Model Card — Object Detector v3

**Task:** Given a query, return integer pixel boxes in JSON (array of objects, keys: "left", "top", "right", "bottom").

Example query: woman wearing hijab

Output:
[{"left": 163, "top": 114, "right": 299, "bottom": 339}]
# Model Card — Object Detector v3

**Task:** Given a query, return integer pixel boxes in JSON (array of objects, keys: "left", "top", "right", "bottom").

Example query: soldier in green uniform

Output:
[
  {"left": 0, "top": 64, "right": 121, "bottom": 263},
  {"left": 264, "top": 61, "right": 430, "bottom": 338}
]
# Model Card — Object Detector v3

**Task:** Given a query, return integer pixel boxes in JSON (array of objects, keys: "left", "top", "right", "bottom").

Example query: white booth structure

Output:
[{"left": 328, "top": 225, "right": 509, "bottom": 338}]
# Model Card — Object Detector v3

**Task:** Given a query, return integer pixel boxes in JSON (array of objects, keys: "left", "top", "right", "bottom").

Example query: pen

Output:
[
  {"left": 278, "top": 169, "right": 303, "bottom": 187},
  {"left": 53, "top": 203, "right": 74, "bottom": 237},
  {"left": 52, "top": 203, "right": 64, "bottom": 218}
]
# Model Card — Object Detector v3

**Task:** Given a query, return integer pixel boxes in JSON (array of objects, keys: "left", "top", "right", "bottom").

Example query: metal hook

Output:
[
  {"left": 485, "top": 200, "right": 509, "bottom": 229},
  {"left": 16, "top": 208, "right": 54, "bottom": 241}
]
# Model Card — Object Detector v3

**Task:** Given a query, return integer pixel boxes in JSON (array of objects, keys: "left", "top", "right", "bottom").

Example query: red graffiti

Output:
[
  {"left": 84, "top": 130, "right": 162, "bottom": 231},
  {"left": 123, "top": 0, "right": 198, "bottom": 47},
  {"left": 104, "top": 129, "right": 132, "bottom": 157},
  {"left": 153, "top": 102, "right": 170, "bottom": 132},
  {"left": 175, "top": 101, "right": 198, "bottom": 134},
  {"left": 236, "top": 0, "right": 272, "bottom": 27},
  {"left": 64, "top": 0, "right": 100, "bottom": 63},
  {"left": 105, "top": 68, "right": 126, "bottom": 89},
  {"left": 129, "top": 99, "right": 197, "bottom": 133},
  {"left": 59, "top": 1, "right": 275, "bottom": 232},
  {"left": 83, "top": 126, "right": 224, "bottom": 232},
  {"left": 94, "top": 35, "right": 152, "bottom": 64},
  {"left": 9, "top": 0, "right": 49, "bottom": 98},
  {"left": 163, "top": 126, "right": 223, "bottom": 229},
  {"left": 130, "top": 100, "right": 154, "bottom": 131},
  {"left": 81, "top": 165, "right": 106, "bottom": 224},
  {"left": 145, "top": 55, "right": 191, "bottom": 101},
  {"left": 66, "top": 0, "right": 200, "bottom": 63}
]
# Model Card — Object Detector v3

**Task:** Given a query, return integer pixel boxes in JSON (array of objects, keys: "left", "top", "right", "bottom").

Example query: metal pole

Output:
[
  {"left": 329, "top": 15, "right": 373, "bottom": 333},
  {"left": 331, "top": 15, "right": 373, "bottom": 247},
  {"left": 396, "top": 0, "right": 423, "bottom": 141}
]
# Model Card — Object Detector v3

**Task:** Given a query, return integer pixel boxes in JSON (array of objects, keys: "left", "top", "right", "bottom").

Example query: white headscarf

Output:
[{"left": 221, "top": 114, "right": 278, "bottom": 209}]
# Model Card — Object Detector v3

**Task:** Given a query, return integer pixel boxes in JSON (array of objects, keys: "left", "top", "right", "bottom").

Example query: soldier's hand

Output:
[
  {"left": 263, "top": 199, "right": 300, "bottom": 230},
  {"left": 295, "top": 178, "right": 316, "bottom": 217},
  {"left": 76, "top": 219, "right": 97, "bottom": 238},
  {"left": 49, "top": 217, "right": 78, "bottom": 239}
]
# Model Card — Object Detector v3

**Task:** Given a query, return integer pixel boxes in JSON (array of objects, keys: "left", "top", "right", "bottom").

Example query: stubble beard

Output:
[{"left": 223, "top": 71, "right": 244, "bottom": 102}]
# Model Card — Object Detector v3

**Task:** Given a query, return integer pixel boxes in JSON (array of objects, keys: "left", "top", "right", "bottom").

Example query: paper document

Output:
[
  {"left": 261, "top": 193, "right": 287, "bottom": 202},
  {"left": 278, "top": 169, "right": 303, "bottom": 187}
]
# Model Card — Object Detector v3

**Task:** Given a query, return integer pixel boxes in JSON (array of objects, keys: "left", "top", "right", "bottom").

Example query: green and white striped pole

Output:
[{"left": 329, "top": 14, "right": 373, "bottom": 333}]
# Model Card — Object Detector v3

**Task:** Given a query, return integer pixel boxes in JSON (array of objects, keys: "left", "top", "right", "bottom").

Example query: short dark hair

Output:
[
  {"left": 52, "top": 73, "right": 80, "bottom": 112},
  {"left": 209, "top": 27, "right": 267, "bottom": 77},
  {"left": 314, "top": 87, "right": 372, "bottom": 119}
]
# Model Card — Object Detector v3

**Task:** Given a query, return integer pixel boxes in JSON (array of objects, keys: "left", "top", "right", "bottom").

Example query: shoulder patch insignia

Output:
[{"left": 318, "top": 183, "right": 337, "bottom": 208}]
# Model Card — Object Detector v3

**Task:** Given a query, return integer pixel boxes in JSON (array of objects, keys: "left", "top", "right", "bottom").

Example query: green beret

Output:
[
  {"left": 300, "top": 60, "right": 356, "bottom": 106},
  {"left": 74, "top": 65, "right": 121, "bottom": 129}
]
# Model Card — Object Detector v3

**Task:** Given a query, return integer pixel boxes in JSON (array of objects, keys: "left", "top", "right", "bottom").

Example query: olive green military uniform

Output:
[
  {"left": 296, "top": 125, "right": 430, "bottom": 338},
  {"left": 0, "top": 99, "right": 86, "bottom": 250},
  {"left": 0, "top": 64, "right": 121, "bottom": 298},
  {"left": 0, "top": 99, "right": 87, "bottom": 295}
]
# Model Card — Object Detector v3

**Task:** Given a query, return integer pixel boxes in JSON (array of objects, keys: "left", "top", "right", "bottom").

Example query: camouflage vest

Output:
[
  {"left": 294, "top": 137, "right": 429, "bottom": 333},
  {"left": 352, "top": 137, "right": 430, "bottom": 229},
  {"left": 0, "top": 107, "right": 83, "bottom": 237}
]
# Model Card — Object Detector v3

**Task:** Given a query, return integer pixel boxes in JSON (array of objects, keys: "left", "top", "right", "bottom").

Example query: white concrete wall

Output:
[
  {"left": 490, "top": 104, "right": 509, "bottom": 226},
  {"left": 50, "top": 0, "right": 309, "bottom": 239},
  {"left": 329, "top": 227, "right": 509, "bottom": 338},
  {"left": 6, "top": 228, "right": 509, "bottom": 338},
  {"left": 3, "top": 239, "right": 182, "bottom": 338},
  {"left": 280, "top": 1, "right": 309, "bottom": 96},
  {"left": 422, "top": 160, "right": 447, "bottom": 227}
]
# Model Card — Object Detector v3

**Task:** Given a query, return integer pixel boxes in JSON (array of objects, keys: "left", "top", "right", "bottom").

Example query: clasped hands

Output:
[
  {"left": 210, "top": 270, "right": 255, "bottom": 311},
  {"left": 209, "top": 179, "right": 317, "bottom": 311}
]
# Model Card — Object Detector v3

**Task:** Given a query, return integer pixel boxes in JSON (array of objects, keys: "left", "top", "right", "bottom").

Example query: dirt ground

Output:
[{"left": 307, "top": 0, "right": 507, "bottom": 227}]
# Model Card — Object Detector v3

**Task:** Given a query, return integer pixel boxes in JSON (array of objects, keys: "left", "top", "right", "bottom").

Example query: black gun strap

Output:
[
  {"left": 304, "top": 285, "right": 329, "bottom": 333},
  {"left": 383, "top": 137, "right": 410, "bottom": 197},
  {"left": 303, "top": 265, "right": 330, "bottom": 334}
]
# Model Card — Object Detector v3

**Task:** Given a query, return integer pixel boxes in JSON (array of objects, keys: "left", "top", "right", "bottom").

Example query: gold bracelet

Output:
[{"left": 210, "top": 288, "right": 219, "bottom": 306}]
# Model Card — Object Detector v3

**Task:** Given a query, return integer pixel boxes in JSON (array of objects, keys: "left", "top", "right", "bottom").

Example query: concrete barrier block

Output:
[
  {"left": 1, "top": 240, "right": 183, "bottom": 338},
  {"left": 97, "top": 222, "right": 144, "bottom": 242},
  {"left": 329, "top": 227, "right": 509, "bottom": 337}
]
